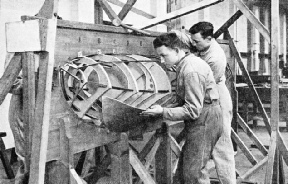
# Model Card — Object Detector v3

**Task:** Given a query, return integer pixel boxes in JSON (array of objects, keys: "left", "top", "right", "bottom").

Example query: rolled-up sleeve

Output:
[{"left": 162, "top": 72, "right": 205, "bottom": 121}]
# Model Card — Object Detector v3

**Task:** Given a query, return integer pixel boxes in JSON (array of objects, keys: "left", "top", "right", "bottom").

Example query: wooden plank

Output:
[
  {"left": 155, "top": 123, "right": 172, "bottom": 184},
  {"left": 28, "top": 19, "right": 57, "bottom": 184},
  {"left": 228, "top": 34, "right": 271, "bottom": 134},
  {"left": 135, "top": 137, "right": 161, "bottom": 184},
  {"left": 264, "top": 131, "right": 278, "bottom": 184},
  {"left": 265, "top": 0, "right": 280, "bottom": 182},
  {"left": 144, "top": 138, "right": 161, "bottom": 170},
  {"left": 231, "top": 0, "right": 270, "bottom": 43},
  {"left": 6, "top": 20, "right": 42, "bottom": 52},
  {"left": 46, "top": 116, "right": 121, "bottom": 162},
  {"left": 137, "top": 0, "right": 223, "bottom": 30},
  {"left": 269, "top": 0, "right": 280, "bottom": 132},
  {"left": 37, "top": 0, "right": 59, "bottom": 19},
  {"left": 22, "top": 52, "right": 36, "bottom": 172},
  {"left": 238, "top": 156, "right": 268, "bottom": 181},
  {"left": 70, "top": 169, "right": 86, "bottom": 184},
  {"left": 214, "top": 10, "right": 243, "bottom": 39},
  {"left": 109, "top": 133, "right": 131, "bottom": 184},
  {"left": 0, "top": 53, "right": 22, "bottom": 105},
  {"left": 231, "top": 129, "right": 258, "bottom": 165},
  {"left": 29, "top": 51, "right": 55, "bottom": 184},
  {"left": 130, "top": 149, "right": 156, "bottom": 184},
  {"left": 138, "top": 133, "right": 158, "bottom": 161},
  {"left": 94, "top": 0, "right": 103, "bottom": 24},
  {"left": 55, "top": 21, "right": 158, "bottom": 65},
  {"left": 4, "top": 52, "right": 15, "bottom": 69},
  {"left": 118, "top": 0, "right": 137, "bottom": 20},
  {"left": 59, "top": 118, "right": 75, "bottom": 184},
  {"left": 237, "top": 114, "right": 268, "bottom": 156},
  {"left": 169, "top": 135, "right": 181, "bottom": 157}
]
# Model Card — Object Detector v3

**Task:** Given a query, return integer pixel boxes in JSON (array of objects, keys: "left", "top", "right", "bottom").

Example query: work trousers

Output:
[
  {"left": 173, "top": 102, "right": 223, "bottom": 184},
  {"left": 212, "top": 81, "right": 236, "bottom": 184}
]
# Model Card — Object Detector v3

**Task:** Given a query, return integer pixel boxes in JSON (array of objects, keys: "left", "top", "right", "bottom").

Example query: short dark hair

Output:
[
  {"left": 189, "top": 21, "right": 214, "bottom": 38},
  {"left": 153, "top": 32, "right": 189, "bottom": 50}
]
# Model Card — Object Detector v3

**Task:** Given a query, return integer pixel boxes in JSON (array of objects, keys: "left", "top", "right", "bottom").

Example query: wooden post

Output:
[
  {"left": 60, "top": 118, "right": 73, "bottom": 184},
  {"left": 28, "top": 19, "right": 57, "bottom": 184},
  {"left": 265, "top": 0, "right": 280, "bottom": 183},
  {"left": 155, "top": 123, "right": 172, "bottom": 184},
  {"left": 109, "top": 133, "right": 131, "bottom": 184},
  {"left": 94, "top": 0, "right": 103, "bottom": 24},
  {"left": 22, "top": 52, "right": 36, "bottom": 172}
]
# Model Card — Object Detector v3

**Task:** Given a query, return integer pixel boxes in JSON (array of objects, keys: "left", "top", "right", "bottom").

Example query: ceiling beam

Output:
[{"left": 137, "top": 0, "right": 223, "bottom": 30}]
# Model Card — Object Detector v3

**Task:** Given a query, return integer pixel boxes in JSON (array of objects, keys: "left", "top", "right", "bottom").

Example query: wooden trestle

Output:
[{"left": 1, "top": 0, "right": 288, "bottom": 183}]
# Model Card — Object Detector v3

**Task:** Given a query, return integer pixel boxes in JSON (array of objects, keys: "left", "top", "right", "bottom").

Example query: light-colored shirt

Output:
[
  {"left": 198, "top": 39, "right": 227, "bottom": 83},
  {"left": 163, "top": 54, "right": 219, "bottom": 121},
  {"left": 199, "top": 38, "right": 233, "bottom": 112}
]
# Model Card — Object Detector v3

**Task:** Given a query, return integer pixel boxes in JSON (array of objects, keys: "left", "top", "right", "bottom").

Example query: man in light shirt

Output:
[{"left": 189, "top": 21, "right": 236, "bottom": 184}]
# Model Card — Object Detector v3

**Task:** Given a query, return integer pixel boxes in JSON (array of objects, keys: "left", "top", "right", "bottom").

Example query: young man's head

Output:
[
  {"left": 153, "top": 32, "right": 187, "bottom": 68},
  {"left": 189, "top": 21, "right": 214, "bottom": 51}
]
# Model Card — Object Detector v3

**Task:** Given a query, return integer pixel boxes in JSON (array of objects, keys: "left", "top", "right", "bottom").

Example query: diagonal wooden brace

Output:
[
  {"left": 118, "top": 0, "right": 137, "bottom": 20},
  {"left": 231, "top": 0, "right": 270, "bottom": 43},
  {"left": 97, "top": 0, "right": 150, "bottom": 35}
]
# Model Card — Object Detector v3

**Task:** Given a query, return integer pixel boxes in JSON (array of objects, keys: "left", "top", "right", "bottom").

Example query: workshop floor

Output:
[
  {"left": 0, "top": 121, "right": 288, "bottom": 184},
  {"left": 233, "top": 121, "right": 288, "bottom": 183}
]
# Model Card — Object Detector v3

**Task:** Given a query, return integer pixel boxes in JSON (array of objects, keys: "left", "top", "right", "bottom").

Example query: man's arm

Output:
[{"left": 162, "top": 72, "right": 205, "bottom": 121}]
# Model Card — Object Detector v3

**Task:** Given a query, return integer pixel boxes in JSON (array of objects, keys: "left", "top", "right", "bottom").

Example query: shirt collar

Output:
[{"left": 174, "top": 53, "right": 194, "bottom": 72}]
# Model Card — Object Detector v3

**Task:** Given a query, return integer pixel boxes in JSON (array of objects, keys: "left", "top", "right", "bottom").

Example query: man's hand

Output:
[{"left": 140, "top": 105, "right": 163, "bottom": 116}]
